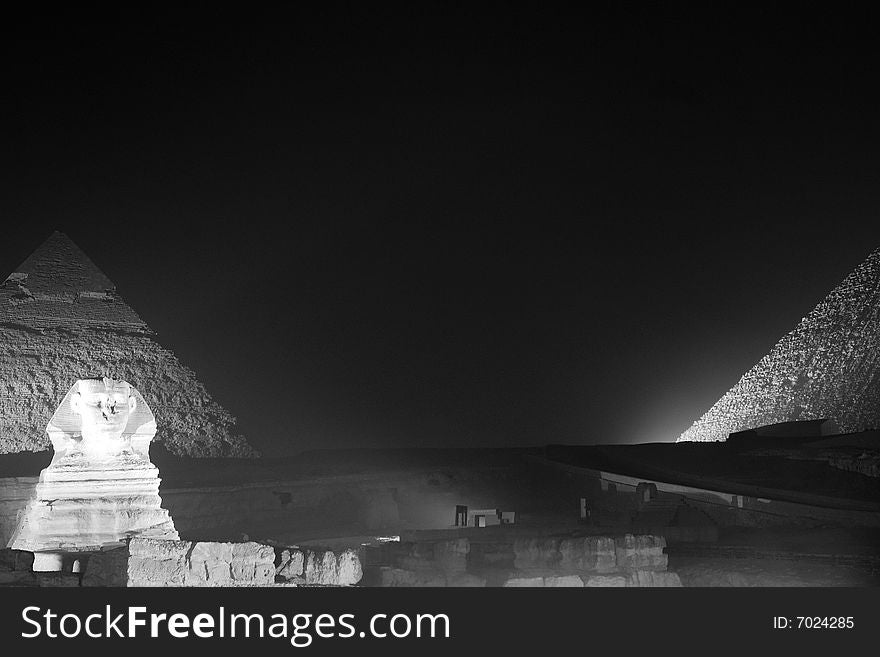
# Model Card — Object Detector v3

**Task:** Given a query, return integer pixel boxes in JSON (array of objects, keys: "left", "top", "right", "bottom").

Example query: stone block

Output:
[
  {"left": 304, "top": 550, "right": 338, "bottom": 585},
  {"left": 0, "top": 570, "right": 36, "bottom": 585},
  {"left": 544, "top": 575, "right": 584, "bottom": 587},
  {"left": 190, "top": 541, "right": 233, "bottom": 563},
  {"left": 503, "top": 576, "right": 545, "bottom": 587},
  {"left": 446, "top": 573, "right": 486, "bottom": 587},
  {"left": 433, "top": 539, "right": 469, "bottom": 573},
  {"left": 233, "top": 541, "right": 275, "bottom": 562},
  {"left": 128, "top": 554, "right": 187, "bottom": 586},
  {"left": 129, "top": 538, "right": 190, "bottom": 560},
  {"left": 627, "top": 570, "right": 682, "bottom": 587},
  {"left": 614, "top": 534, "right": 667, "bottom": 571},
  {"left": 205, "top": 561, "right": 232, "bottom": 584},
  {"left": 255, "top": 562, "right": 276, "bottom": 583},
  {"left": 35, "top": 572, "right": 81, "bottom": 587},
  {"left": 276, "top": 549, "right": 304, "bottom": 579},
  {"left": 82, "top": 548, "right": 129, "bottom": 587},
  {"left": 513, "top": 538, "right": 561, "bottom": 570},
  {"left": 398, "top": 556, "right": 438, "bottom": 571},
  {"left": 336, "top": 548, "right": 363, "bottom": 586},
  {"left": 186, "top": 560, "right": 209, "bottom": 584},
  {"left": 584, "top": 575, "right": 628, "bottom": 587},
  {"left": 557, "top": 536, "right": 618, "bottom": 573},
  {"left": 230, "top": 559, "right": 255, "bottom": 581},
  {"left": 0, "top": 548, "right": 34, "bottom": 572},
  {"left": 592, "top": 537, "right": 618, "bottom": 573},
  {"left": 557, "top": 539, "right": 585, "bottom": 570}
]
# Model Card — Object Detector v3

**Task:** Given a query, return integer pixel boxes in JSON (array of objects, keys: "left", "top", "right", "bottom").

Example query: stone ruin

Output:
[
  {"left": 2, "top": 538, "right": 364, "bottom": 587},
  {"left": 679, "top": 246, "right": 880, "bottom": 442},
  {"left": 87, "top": 539, "right": 363, "bottom": 587},
  {"left": 9, "top": 378, "right": 178, "bottom": 570},
  {"left": 0, "top": 231, "right": 256, "bottom": 457},
  {"left": 362, "top": 533, "right": 681, "bottom": 587},
  {"left": 4, "top": 533, "right": 675, "bottom": 588}
]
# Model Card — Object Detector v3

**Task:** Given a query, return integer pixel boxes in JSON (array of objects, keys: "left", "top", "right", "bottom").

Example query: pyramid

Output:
[
  {"left": 678, "top": 247, "right": 880, "bottom": 442},
  {"left": 0, "top": 231, "right": 257, "bottom": 457}
]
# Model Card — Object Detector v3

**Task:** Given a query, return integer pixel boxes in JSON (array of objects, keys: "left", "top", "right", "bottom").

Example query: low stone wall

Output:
[
  {"left": 502, "top": 571, "right": 681, "bottom": 587},
  {"left": 0, "top": 539, "right": 366, "bottom": 587},
  {"left": 83, "top": 539, "right": 278, "bottom": 587},
  {"left": 113, "top": 539, "right": 364, "bottom": 587},
  {"left": 6, "top": 535, "right": 672, "bottom": 587},
  {"left": 368, "top": 567, "right": 486, "bottom": 587},
  {"left": 363, "top": 538, "right": 483, "bottom": 586},
  {"left": 511, "top": 534, "right": 667, "bottom": 572},
  {"left": 363, "top": 533, "right": 682, "bottom": 587},
  {"left": 133, "top": 539, "right": 276, "bottom": 587},
  {"left": 382, "top": 538, "right": 470, "bottom": 573},
  {"left": 826, "top": 451, "right": 880, "bottom": 478},
  {"left": 275, "top": 546, "right": 362, "bottom": 586}
]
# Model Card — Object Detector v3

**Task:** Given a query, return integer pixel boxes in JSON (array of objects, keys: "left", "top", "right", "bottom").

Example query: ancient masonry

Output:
[
  {"left": 0, "top": 232, "right": 257, "bottom": 457},
  {"left": 679, "top": 247, "right": 880, "bottom": 442}
]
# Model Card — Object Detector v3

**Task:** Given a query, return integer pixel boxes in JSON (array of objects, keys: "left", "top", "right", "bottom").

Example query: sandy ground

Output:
[
  {"left": 668, "top": 526, "right": 880, "bottom": 586},
  {"left": 671, "top": 556, "right": 878, "bottom": 586}
]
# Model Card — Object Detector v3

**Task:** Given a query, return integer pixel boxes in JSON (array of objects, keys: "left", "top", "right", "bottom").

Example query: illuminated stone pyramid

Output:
[
  {"left": 678, "top": 247, "right": 880, "bottom": 442},
  {"left": 0, "top": 231, "right": 257, "bottom": 457}
]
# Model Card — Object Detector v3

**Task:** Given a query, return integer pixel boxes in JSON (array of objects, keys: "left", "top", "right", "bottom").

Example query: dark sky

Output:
[{"left": 2, "top": 6, "right": 880, "bottom": 456}]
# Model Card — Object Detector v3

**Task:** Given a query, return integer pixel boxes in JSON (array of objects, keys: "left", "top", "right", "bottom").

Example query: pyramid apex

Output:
[{"left": 5, "top": 231, "right": 116, "bottom": 294}]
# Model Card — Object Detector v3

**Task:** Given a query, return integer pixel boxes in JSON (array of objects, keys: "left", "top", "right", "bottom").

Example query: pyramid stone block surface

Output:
[
  {"left": 0, "top": 232, "right": 257, "bottom": 457},
  {"left": 678, "top": 248, "right": 880, "bottom": 442}
]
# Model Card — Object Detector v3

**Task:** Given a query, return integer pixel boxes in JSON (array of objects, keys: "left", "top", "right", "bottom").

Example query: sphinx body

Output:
[{"left": 8, "top": 378, "right": 178, "bottom": 570}]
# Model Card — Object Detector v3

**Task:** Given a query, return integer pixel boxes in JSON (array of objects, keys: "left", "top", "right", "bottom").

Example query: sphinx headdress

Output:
[{"left": 47, "top": 377, "right": 156, "bottom": 459}]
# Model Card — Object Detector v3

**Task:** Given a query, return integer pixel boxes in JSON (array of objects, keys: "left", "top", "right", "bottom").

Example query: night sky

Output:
[{"left": 3, "top": 6, "right": 880, "bottom": 456}]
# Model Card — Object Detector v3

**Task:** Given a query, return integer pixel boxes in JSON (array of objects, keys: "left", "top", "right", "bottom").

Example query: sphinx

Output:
[{"left": 8, "top": 378, "right": 178, "bottom": 571}]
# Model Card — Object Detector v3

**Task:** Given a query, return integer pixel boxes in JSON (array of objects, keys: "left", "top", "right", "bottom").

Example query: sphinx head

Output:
[
  {"left": 70, "top": 378, "right": 137, "bottom": 449},
  {"left": 46, "top": 377, "right": 156, "bottom": 461}
]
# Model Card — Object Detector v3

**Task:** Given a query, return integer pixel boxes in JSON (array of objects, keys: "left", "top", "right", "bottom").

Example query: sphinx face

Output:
[{"left": 71, "top": 380, "right": 137, "bottom": 449}]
